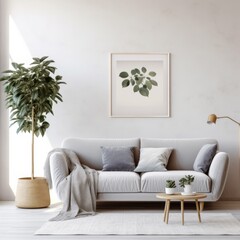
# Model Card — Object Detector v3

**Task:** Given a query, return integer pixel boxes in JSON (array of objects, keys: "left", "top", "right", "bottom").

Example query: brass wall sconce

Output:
[{"left": 207, "top": 114, "right": 240, "bottom": 126}]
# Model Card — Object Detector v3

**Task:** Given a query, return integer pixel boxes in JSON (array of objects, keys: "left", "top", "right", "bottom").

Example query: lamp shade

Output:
[{"left": 207, "top": 114, "right": 217, "bottom": 124}]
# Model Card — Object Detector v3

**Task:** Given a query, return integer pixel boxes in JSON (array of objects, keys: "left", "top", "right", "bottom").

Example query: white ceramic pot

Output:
[
  {"left": 184, "top": 184, "right": 192, "bottom": 194},
  {"left": 165, "top": 187, "right": 175, "bottom": 194}
]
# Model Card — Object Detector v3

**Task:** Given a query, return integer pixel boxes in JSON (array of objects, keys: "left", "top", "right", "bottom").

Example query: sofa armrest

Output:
[
  {"left": 208, "top": 152, "right": 229, "bottom": 200},
  {"left": 49, "top": 152, "right": 69, "bottom": 200}
]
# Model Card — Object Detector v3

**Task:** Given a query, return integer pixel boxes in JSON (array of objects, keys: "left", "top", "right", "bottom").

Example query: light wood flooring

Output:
[{"left": 0, "top": 201, "right": 240, "bottom": 240}]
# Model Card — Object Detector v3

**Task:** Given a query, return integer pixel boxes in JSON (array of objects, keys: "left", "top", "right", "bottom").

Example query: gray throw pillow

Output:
[
  {"left": 193, "top": 143, "right": 217, "bottom": 173},
  {"left": 101, "top": 146, "right": 135, "bottom": 171},
  {"left": 134, "top": 148, "right": 173, "bottom": 172}
]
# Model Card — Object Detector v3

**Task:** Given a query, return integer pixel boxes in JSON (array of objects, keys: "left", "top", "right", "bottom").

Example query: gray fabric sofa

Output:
[{"left": 50, "top": 138, "right": 229, "bottom": 202}]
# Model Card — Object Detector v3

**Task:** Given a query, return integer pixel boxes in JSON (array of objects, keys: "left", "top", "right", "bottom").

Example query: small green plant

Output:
[
  {"left": 166, "top": 180, "right": 176, "bottom": 188},
  {"left": 119, "top": 67, "right": 158, "bottom": 97},
  {"left": 179, "top": 175, "right": 195, "bottom": 187}
]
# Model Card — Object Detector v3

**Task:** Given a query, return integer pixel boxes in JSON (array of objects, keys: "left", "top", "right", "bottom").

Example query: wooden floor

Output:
[{"left": 0, "top": 201, "right": 240, "bottom": 240}]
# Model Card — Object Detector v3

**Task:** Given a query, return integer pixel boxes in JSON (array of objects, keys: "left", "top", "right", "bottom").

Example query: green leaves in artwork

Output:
[
  {"left": 122, "top": 79, "right": 130, "bottom": 87},
  {"left": 139, "top": 87, "right": 149, "bottom": 97},
  {"left": 141, "top": 67, "right": 147, "bottom": 73},
  {"left": 133, "top": 85, "right": 139, "bottom": 92},
  {"left": 150, "top": 79, "right": 158, "bottom": 86},
  {"left": 119, "top": 71, "right": 129, "bottom": 78},
  {"left": 149, "top": 71, "right": 156, "bottom": 77},
  {"left": 119, "top": 67, "right": 158, "bottom": 97}
]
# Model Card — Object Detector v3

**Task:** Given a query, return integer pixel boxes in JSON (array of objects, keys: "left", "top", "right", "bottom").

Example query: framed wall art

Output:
[{"left": 110, "top": 53, "right": 170, "bottom": 117}]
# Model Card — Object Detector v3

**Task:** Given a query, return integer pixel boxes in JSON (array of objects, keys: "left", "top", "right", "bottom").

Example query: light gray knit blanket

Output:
[{"left": 44, "top": 148, "right": 98, "bottom": 221}]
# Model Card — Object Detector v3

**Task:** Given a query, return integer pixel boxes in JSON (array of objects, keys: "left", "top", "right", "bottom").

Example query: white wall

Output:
[
  {"left": 0, "top": 0, "right": 15, "bottom": 200},
  {"left": 1, "top": 0, "right": 240, "bottom": 200}
]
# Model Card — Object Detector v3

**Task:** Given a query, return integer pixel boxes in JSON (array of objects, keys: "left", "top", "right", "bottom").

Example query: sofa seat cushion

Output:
[
  {"left": 98, "top": 171, "right": 140, "bottom": 193},
  {"left": 141, "top": 170, "right": 211, "bottom": 193}
]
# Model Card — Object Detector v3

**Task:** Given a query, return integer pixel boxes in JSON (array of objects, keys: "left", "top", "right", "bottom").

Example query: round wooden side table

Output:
[{"left": 156, "top": 193, "right": 207, "bottom": 225}]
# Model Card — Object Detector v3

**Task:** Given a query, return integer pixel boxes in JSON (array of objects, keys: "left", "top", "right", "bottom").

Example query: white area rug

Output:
[{"left": 35, "top": 212, "right": 240, "bottom": 235}]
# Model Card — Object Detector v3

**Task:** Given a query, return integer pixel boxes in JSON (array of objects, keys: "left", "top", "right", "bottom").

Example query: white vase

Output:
[
  {"left": 184, "top": 184, "right": 192, "bottom": 194},
  {"left": 165, "top": 187, "right": 175, "bottom": 194}
]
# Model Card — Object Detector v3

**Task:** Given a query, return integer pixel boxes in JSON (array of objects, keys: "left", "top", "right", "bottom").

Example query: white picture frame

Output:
[{"left": 110, "top": 53, "right": 170, "bottom": 117}]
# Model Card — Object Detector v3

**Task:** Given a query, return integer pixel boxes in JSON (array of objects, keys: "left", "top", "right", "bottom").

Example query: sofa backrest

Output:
[
  {"left": 141, "top": 138, "right": 217, "bottom": 170},
  {"left": 62, "top": 138, "right": 140, "bottom": 170},
  {"left": 62, "top": 137, "right": 217, "bottom": 171}
]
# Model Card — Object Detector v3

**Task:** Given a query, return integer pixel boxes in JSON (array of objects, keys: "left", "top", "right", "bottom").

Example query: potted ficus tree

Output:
[
  {"left": 0, "top": 56, "right": 65, "bottom": 208},
  {"left": 165, "top": 180, "right": 176, "bottom": 194},
  {"left": 179, "top": 175, "right": 195, "bottom": 194}
]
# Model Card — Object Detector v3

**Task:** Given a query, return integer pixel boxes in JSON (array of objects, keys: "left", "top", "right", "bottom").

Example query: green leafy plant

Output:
[
  {"left": 179, "top": 175, "right": 195, "bottom": 187},
  {"left": 165, "top": 180, "right": 176, "bottom": 188},
  {"left": 119, "top": 67, "right": 158, "bottom": 97},
  {"left": 0, "top": 56, "right": 65, "bottom": 179}
]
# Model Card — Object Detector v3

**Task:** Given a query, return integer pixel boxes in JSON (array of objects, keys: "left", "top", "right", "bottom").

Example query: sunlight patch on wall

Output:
[{"left": 9, "top": 16, "right": 32, "bottom": 63}]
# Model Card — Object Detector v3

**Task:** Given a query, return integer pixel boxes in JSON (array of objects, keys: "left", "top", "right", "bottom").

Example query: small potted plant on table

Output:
[
  {"left": 179, "top": 175, "right": 195, "bottom": 194},
  {"left": 165, "top": 180, "right": 176, "bottom": 194}
]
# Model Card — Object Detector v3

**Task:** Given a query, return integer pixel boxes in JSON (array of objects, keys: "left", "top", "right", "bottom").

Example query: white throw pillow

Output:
[{"left": 134, "top": 148, "right": 173, "bottom": 172}]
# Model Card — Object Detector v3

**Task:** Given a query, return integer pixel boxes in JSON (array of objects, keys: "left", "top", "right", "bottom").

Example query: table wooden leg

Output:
[
  {"left": 166, "top": 200, "right": 170, "bottom": 224},
  {"left": 195, "top": 199, "right": 201, "bottom": 223},
  {"left": 200, "top": 202, "right": 204, "bottom": 212},
  {"left": 181, "top": 200, "right": 184, "bottom": 225},
  {"left": 163, "top": 200, "right": 167, "bottom": 222}
]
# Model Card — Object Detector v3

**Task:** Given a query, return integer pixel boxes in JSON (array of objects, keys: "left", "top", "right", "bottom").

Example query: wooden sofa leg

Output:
[{"left": 200, "top": 202, "right": 204, "bottom": 212}]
